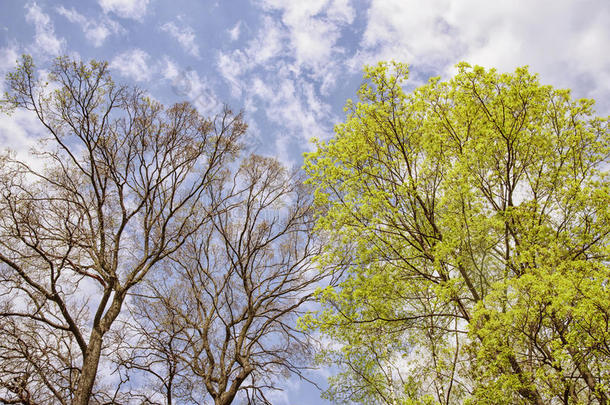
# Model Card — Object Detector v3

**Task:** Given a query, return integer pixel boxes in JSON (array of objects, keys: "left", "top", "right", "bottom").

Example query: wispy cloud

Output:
[
  {"left": 160, "top": 20, "right": 200, "bottom": 58},
  {"left": 56, "top": 6, "right": 122, "bottom": 47},
  {"left": 25, "top": 2, "right": 66, "bottom": 56},
  {"left": 217, "top": 16, "right": 286, "bottom": 98},
  {"left": 257, "top": 0, "right": 355, "bottom": 79},
  {"left": 326, "top": 0, "right": 356, "bottom": 25},
  {"left": 218, "top": 0, "right": 356, "bottom": 96},
  {"left": 0, "top": 45, "right": 19, "bottom": 73},
  {"left": 110, "top": 49, "right": 154, "bottom": 82},
  {"left": 228, "top": 21, "right": 241, "bottom": 41},
  {"left": 98, "top": 0, "right": 149, "bottom": 21},
  {"left": 215, "top": 0, "right": 353, "bottom": 157},
  {"left": 161, "top": 56, "right": 220, "bottom": 117},
  {"left": 353, "top": 0, "right": 610, "bottom": 109},
  {"left": 247, "top": 68, "right": 335, "bottom": 156}
]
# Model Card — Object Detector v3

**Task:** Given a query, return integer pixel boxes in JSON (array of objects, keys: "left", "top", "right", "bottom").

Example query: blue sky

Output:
[{"left": 0, "top": 0, "right": 609, "bottom": 403}]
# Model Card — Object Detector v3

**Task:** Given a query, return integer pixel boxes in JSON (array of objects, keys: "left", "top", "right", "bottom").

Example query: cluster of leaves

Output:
[{"left": 303, "top": 61, "right": 610, "bottom": 404}]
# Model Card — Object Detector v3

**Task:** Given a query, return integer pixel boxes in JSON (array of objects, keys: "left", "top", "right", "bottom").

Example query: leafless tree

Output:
[
  {"left": 120, "top": 154, "right": 331, "bottom": 405},
  {"left": 110, "top": 283, "right": 197, "bottom": 404},
  {"left": 0, "top": 55, "right": 246, "bottom": 404}
]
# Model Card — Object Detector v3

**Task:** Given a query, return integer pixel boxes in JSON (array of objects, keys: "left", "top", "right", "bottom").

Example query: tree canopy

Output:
[
  {"left": 0, "top": 55, "right": 325, "bottom": 404},
  {"left": 303, "top": 62, "right": 610, "bottom": 404},
  {"left": 116, "top": 154, "right": 329, "bottom": 405}
]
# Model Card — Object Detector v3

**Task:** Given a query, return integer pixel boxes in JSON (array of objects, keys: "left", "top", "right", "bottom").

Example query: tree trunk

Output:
[
  {"left": 74, "top": 328, "right": 104, "bottom": 405},
  {"left": 507, "top": 354, "right": 545, "bottom": 405},
  {"left": 74, "top": 292, "right": 125, "bottom": 405},
  {"left": 213, "top": 369, "right": 252, "bottom": 405}
]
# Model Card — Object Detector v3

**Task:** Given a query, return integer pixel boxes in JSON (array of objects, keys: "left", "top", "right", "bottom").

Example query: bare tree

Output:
[
  {"left": 111, "top": 283, "right": 197, "bottom": 404},
  {"left": 121, "top": 154, "right": 330, "bottom": 405},
  {"left": 0, "top": 55, "right": 246, "bottom": 404}
]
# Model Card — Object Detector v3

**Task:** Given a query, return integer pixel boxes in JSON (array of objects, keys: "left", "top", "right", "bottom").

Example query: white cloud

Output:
[
  {"left": 327, "top": 0, "right": 356, "bottom": 25},
  {"left": 247, "top": 68, "right": 335, "bottom": 153},
  {"left": 217, "top": 0, "right": 355, "bottom": 91},
  {"left": 56, "top": 6, "right": 122, "bottom": 47},
  {"left": 0, "top": 45, "right": 19, "bottom": 73},
  {"left": 160, "top": 21, "right": 200, "bottom": 58},
  {"left": 25, "top": 2, "right": 66, "bottom": 56},
  {"left": 349, "top": 0, "right": 458, "bottom": 74},
  {"left": 215, "top": 1, "right": 354, "bottom": 159},
  {"left": 0, "top": 46, "right": 47, "bottom": 166},
  {"left": 217, "top": 52, "right": 245, "bottom": 98},
  {"left": 110, "top": 49, "right": 154, "bottom": 82},
  {"left": 353, "top": 0, "right": 610, "bottom": 110},
  {"left": 447, "top": 0, "right": 610, "bottom": 109},
  {"left": 161, "top": 57, "right": 220, "bottom": 117},
  {"left": 160, "top": 56, "right": 180, "bottom": 81},
  {"left": 216, "top": 16, "right": 286, "bottom": 98},
  {"left": 228, "top": 21, "right": 241, "bottom": 41},
  {"left": 257, "top": 0, "right": 354, "bottom": 76},
  {"left": 217, "top": 0, "right": 608, "bottom": 164},
  {"left": 248, "top": 17, "right": 286, "bottom": 66},
  {"left": 98, "top": 0, "right": 149, "bottom": 21}
]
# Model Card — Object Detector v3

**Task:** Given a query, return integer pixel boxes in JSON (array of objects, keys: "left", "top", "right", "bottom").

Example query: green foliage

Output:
[{"left": 304, "top": 61, "right": 610, "bottom": 404}]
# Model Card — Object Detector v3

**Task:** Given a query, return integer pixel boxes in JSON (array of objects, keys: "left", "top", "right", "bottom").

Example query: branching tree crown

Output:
[
  {"left": 303, "top": 61, "right": 610, "bottom": 404},
  {"left": 0, "top": 55, "right": 246, "bottom": 404},
  {"left": 117, "top": 154, "right": 330, "bottom": 405}
]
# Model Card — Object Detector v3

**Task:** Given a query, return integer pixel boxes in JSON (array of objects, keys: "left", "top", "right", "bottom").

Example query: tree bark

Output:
[
  {"left": 74, "top": 292, "right": 124, "bottom": 405},
  {"left": 74, "top": 328, "right": 104, "bottom": 405}
]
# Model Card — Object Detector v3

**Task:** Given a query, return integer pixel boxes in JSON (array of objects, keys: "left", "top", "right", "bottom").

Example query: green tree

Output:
[{"left": 303, "top": 62, "right": 610, "bottom": 404}]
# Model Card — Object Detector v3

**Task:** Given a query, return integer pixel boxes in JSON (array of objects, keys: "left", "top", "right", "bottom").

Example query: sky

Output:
[{"left": 0, "top": 0, "right": 609, "bottom": 403}]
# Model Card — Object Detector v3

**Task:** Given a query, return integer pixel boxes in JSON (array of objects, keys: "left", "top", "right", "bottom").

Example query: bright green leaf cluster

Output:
[{"left": 304, "top": 61, "right": 610, "bottom": 404}]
